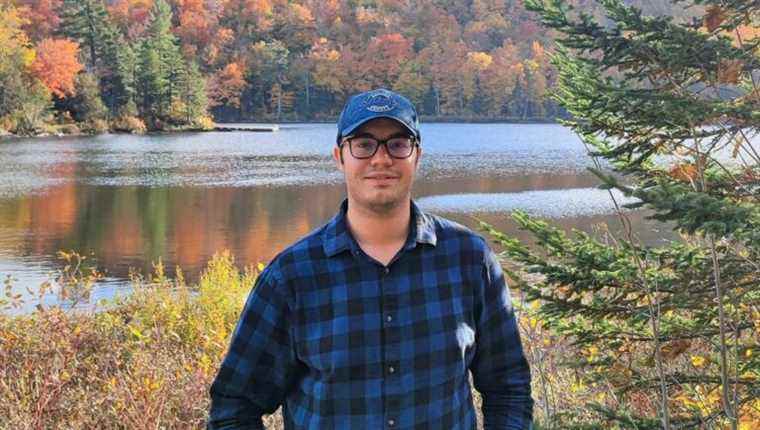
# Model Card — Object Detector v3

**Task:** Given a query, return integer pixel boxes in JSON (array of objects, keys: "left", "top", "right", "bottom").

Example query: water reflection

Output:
[
  {"left": 0, "top": 177, "right": 671, "bottom": 296},
  {"left": 0, "top": 184, "right": 344, "bottom": 281}
]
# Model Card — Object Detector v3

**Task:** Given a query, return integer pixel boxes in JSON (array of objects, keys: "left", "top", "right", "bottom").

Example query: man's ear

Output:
[
  {"left": 414, "top": 145, "right": 422, "bottom": 169},
  {"left": 332, "top": 145, "right": 345, "bottom": 170}
]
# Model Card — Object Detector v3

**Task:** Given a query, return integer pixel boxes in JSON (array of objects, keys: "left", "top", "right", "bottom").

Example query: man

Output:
[{"left": 208, "top": 88, "right": 533, "bottom": 429}]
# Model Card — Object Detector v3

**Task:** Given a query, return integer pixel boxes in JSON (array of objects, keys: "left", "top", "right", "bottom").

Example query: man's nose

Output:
[{"left": 370, "top": 143, "right": 393, "bottom": 165}]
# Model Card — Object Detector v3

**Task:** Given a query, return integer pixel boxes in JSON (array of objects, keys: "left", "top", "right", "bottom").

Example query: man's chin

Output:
[{"left": 357, "top": 193, "right": 407, "bottom": 214}]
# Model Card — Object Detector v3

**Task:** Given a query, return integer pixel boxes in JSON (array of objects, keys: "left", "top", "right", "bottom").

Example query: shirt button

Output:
[
  {"left": 386, "top": 315, "right": 393, "bottom": 323},
  {"left": 384, "top": 267, "right": 390, "bottom": 274},
  {"left": 388, "top": 419, "right": 395, "bottom": 427},
  {"left": 388, "top": 365, "right": 395, "bottom": 374}
]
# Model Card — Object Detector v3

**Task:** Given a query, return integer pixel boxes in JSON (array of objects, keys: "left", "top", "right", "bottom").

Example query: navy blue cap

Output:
[{"left": 336, "top": 88, "right": 421, "bottom": 144}]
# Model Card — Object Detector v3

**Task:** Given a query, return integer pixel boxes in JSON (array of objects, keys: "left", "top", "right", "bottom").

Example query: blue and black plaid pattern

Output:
[{"left": 208, "top": 200, "right": 533, "bottom": 429}]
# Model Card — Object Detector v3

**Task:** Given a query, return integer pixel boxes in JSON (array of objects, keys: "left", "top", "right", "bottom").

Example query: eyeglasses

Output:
[{"left": 340, "top": 133, "right": 418, "bottom": 159}]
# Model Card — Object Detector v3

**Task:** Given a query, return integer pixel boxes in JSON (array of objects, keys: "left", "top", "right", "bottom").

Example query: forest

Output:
[{"left": 1, "top": 0, "right": 689, "bottom": 135}]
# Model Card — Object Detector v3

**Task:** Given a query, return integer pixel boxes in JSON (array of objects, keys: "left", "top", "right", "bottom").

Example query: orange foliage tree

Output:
[
  {"left": 175, "top": 0, "right": 218, "bottom": 58},
  {"left": 480, "top": 40, "right": 522, "bottom": 116},
  {"left": 30, "top": 38, "right": 84, "bottom": 98},
  {"left": 359, "top": 33, "right": 413, "bottom": 89},
  {"left": 207, "top": 61, "right": 246, "bottom": 108}
]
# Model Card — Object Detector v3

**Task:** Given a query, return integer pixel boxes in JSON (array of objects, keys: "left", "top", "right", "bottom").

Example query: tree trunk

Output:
[
  {"left": 434, "top": 86, "right": 440, "bottom": 116},
  {"left": 305, "top": 74, "right": 311, "bottom": 118}
]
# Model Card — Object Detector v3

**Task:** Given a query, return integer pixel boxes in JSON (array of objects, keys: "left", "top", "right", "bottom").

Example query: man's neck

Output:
[{"left": 345, "top": 199, "right": 412, "bottom": 249}]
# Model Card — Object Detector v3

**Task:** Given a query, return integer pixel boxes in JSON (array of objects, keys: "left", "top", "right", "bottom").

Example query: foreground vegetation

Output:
[
  {"left": 0, "top": 243, "right": 754, "bottom": 429},
  {"left": 0, "top": 253, "right": 255, "bottom": 428},
  {"left": 0, "top": 251, "right": 578, "bottom": 429},
  {"left": 481, "top": 0, "right": 760, "bottom": 428}
]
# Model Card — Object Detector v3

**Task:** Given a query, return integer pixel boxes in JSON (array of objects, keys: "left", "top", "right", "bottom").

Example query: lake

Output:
[{"left": 0, "top": 123, "right": 670, "bottom": 312}]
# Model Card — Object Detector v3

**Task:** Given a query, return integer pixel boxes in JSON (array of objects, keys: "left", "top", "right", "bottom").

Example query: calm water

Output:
[{"left": 0, "top": 123, "right": 670, "bottom": 313}]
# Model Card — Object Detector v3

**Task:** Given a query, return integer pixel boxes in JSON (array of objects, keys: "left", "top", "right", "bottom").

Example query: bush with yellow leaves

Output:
[{"left": 0, "top": 251, "right": 255, "bottom": 429}]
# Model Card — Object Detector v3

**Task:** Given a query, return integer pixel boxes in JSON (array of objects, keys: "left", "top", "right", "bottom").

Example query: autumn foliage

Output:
[
  {"left": 30, "top": 38, "right": 83, "bottom": 98},
  {"left": 0, "top": 0, "right": 578, "bottom": 132},
  {"left": 13, "top": 0, "right": 63, "bottom": 41},
  {"left": 0, "top": 253, "right": 258, "bottom": 428},
  {"left": 11, "top": 0, "right": 706, "bottom": 132},
  {"left": 207, "top": 61, "right": 246, "bottom": 108},
  {"left": 0, "top": 0, "right": 736, "bottom": 127}
]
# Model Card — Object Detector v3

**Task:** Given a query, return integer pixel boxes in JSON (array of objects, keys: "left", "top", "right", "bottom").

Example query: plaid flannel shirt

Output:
[{"left": 208, "top": 200, "right": 533, "bottom": 429}]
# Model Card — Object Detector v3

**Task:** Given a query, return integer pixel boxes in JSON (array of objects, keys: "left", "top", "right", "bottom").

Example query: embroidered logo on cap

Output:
[{"left": 365, "top": 93, "right": 396, "bottom": 112}]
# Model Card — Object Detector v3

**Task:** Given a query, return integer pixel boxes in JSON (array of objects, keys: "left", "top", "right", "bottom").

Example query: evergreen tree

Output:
[
  {"left": 180, "top": 60, "right": 208, "bottom": 124},
  {"left": 100, "top": 26, "right": 134, "bottom": 114},
  {"left": 135, "top": 0, "right": 185, "bottom": 127},
  {"left": 59, "top": 0, "right": 132, "bottom": 114},
  {"left": 116, "top": 42, "right": 139, "bottom": 116},
  {"left": 136, "top": 44, "right": 167, "bottom": 124},
  {"left": 59, "top": 0, "right": 109, "bottom": 68},
  {"left": 243, "top": 40, "right": 290, "bottom": 116},
  {"left": 484, "top": 0, "right": 760, "bottom": 428},
  {"left": 148, "top": 0, "right": 182, "bottom": 106},
  {"left": 170, "top": 58, "right": 208, "bottom": 125}
]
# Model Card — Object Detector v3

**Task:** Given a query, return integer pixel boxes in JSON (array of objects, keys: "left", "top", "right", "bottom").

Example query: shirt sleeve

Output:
[
  {"left": 470, "top": 246, "right": 533, "bottom": 430},
  {"left": 207, "top": 266, "right": 302, "bottom": 430}
]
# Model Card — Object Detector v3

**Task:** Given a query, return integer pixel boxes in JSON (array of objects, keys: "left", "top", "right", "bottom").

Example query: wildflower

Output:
[{"left": 691, "top": 355, "right": 707, "bottom": 368}]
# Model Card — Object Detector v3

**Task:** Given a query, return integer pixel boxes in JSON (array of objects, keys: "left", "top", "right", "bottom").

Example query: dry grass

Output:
[{"left": 0, "top": 252, "right": 253, "bottom": 429}]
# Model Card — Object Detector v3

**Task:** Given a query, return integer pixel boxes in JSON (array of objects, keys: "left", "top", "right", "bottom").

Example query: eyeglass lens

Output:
[{"left": 349, "top": 136, "right": 414, "bottom": 159}]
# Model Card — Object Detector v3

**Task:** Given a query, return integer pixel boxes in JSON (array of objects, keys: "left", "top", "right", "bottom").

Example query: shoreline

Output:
[{"left": 0, "top": 117, "right": 561, "bottom": 140}]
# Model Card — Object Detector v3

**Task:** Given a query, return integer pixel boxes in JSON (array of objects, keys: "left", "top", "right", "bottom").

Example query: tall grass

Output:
[{"left": 0, "top": 252, "right": 258, "bottom": 429}]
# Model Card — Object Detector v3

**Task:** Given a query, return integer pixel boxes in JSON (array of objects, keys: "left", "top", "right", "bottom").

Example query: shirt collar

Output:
[{"left": 322, "top": 199, "right": 437, "bottom": 258}]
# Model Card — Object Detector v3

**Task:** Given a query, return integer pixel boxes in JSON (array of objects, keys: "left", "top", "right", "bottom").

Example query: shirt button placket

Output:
[{"left": 381, "top": 265, "right": 400, "bottom": 429}]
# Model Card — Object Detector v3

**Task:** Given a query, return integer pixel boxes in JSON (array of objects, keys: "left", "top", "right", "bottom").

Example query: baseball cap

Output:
[{"left": 336, "top": 88, "right": 421, "bottom": 144}]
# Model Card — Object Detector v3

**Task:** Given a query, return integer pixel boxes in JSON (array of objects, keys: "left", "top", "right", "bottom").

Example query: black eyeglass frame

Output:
[{"left": 339, "top": 133, "right": 419, "bottom": 160}]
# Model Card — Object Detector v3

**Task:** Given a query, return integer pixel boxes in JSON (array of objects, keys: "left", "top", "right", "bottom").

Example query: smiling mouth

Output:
[
  {"left": 365, "top": 176, "right": 398, "bottom": 180},
  {"left": 365, "top": 173, "right": 400, "bottom": 180}
]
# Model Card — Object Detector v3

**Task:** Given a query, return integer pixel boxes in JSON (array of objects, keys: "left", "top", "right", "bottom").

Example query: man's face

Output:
[{"left": 333, "top": 118, "right": 422, "bottom": 214}]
